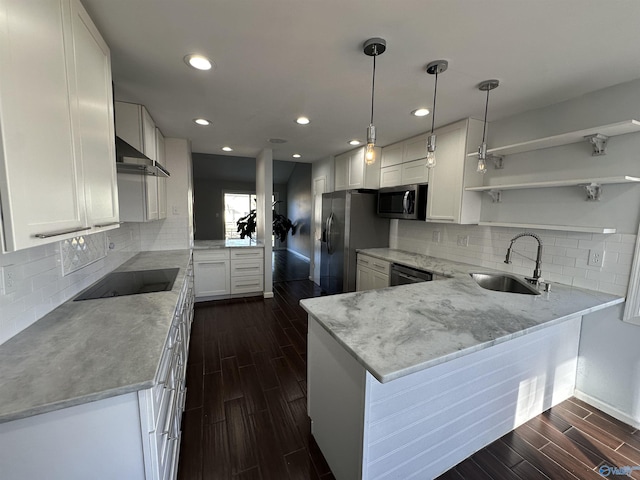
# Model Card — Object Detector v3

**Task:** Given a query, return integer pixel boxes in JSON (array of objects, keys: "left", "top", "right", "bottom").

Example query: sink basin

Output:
[
  {"left": 74, "top": 268, "right": 179, "bottom": 301},
  {"left": 470, "top": 272, "right": 540, "bottom": 295}
]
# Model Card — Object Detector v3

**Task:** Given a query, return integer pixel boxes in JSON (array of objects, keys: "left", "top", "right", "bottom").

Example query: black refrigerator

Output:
[{"left": 320, "top": 190, "right": 390, "bottom": 294}]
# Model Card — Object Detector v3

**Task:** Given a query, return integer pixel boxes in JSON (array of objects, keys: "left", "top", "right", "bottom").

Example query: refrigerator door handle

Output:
[{"left": 326, "top": 213, "right": 335, "bottom": 254}]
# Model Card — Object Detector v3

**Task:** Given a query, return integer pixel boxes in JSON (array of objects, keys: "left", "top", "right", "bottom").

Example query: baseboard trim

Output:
[
  {"left": 573, "top": 390, "right": 640, "bottom": 429},
  {"left": 286, "top": 248, "right": 310, "bottom": 262},
  {"left": 263, "top": 292, "right": 274, "bottom": 298}
]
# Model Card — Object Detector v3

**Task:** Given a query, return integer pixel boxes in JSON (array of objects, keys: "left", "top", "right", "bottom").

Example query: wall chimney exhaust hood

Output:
[{"left": 115, "top": 136, "right": 170, "bottom": 177}]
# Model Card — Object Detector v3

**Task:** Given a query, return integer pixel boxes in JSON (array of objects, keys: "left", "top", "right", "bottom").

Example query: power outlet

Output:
[
  {"left": 1, "top": 265, "right": 17, "bottom": 295},
  {"left": 432, "top": 231, "right": 441, "bottom": 243},
  {"left": 588, "top": 249, "right": 604, "bottom": 267},
  {"left": 457, "top": 235, "right": 469, "bottom": 247}
]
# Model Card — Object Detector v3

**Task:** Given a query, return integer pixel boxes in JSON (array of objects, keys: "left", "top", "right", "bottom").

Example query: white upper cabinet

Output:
[
  {"left": 379, "top": 133, "right": 430, "bottom": 188},
  {"left": 334, "top": 147, "right": 380, "bottom": 191},
  {"left": 426, "top": 118, "right": 484, "bottom": 224},
  {"left": 114, "top": 101, "right": 156, "bottom": 160},
  {"left": 68, "top": 0, "right": 119, "bottom": 229},
  {"left": 0, "top": 0, "right": 117, "bottom": 252}
]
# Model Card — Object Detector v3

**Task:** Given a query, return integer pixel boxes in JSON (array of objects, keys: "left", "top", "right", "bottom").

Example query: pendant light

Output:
[
  {"left": 363, "top": 38, "right": 386, "bottom": 165},
  {"left": 425, "top": 60, "right": 448, "bottom": 168},
  {"left": 477, "top": 79, "right": 499, "bottom": 174}
]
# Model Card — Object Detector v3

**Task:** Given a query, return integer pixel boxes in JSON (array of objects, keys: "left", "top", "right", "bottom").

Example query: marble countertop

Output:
[
  {"left": 300, "top": 248, "right": 624, "bottom": 384},
  {"left": 193, "top": 239, "right": 264, "bottom": 249},
  {"left": 0, "top": 250, "right": 192, "bottom": 424}
]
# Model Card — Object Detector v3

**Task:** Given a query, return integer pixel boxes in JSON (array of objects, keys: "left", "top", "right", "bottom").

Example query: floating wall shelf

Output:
[
  {"left": 477, "top": 221, "right": 617, "bottom": 234},
  {"left": 467, "top": 119, "right": 640, "bottom": 157},
  {"left": 465, "top": 176, "right": 640, "bottom": 201}
]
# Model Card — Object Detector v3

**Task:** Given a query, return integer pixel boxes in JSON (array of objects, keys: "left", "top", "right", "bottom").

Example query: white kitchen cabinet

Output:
[
  {"left": 378, "top": 133, "right": 429, "bottom": 188},
  {"left": 401, "top": 158, "right": 429, "bottom": 185},
  {"left": 155, "top": 128, "right": 167, "bottom": 220},
  {"left": 356, "top": 254, "right": 390, "bottom": 291},
  {"left": 194, "top": 249, "right": 230, "bottom": 297},
  {"left": 426, "top": 118, "right": 484, "bottom": 224},
  {"left": 334, "top": 147, "right": 380, "bottom": 191},
  {"left": 379, "top": 165, "right": 402, "bottom": 188},
  {"left": 380, "top": 142, "right": 404, "bottom": 168},
  {"left": 230, "top": 248, "right": 264, "bottom": 294},
  {"left": 68, "top": 0, "right": 119, "bottom": 230},
  {"left": 0, "top": 0, "right": 118, "bottom": 252},
  {"left": 118, "top": 172, "right": 160, "bottom": 222},
  {"left": 114, "top": 101, "right": 157, "bottom": 161}
]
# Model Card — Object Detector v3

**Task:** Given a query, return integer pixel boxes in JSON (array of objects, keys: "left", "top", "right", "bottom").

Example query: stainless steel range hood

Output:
[{"left": 115, "top": 137, "right": 170, "bottom": 177}]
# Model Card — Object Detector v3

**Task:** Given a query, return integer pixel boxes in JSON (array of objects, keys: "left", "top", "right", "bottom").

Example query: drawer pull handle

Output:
[
  {"left": 93, "top": 221, "right": 123, "bottom": 228},
  {"left": 34, "top": 226, "right": 91, "bottom": 238}
]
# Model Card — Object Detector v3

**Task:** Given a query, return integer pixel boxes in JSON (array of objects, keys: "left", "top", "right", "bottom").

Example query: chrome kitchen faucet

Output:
[{"left": 504, "top": 232, "right": 543, "bottom": 285}]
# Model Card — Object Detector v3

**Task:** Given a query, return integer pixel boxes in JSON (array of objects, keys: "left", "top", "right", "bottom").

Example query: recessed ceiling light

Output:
[
  {"left": 184, "top": 54, "right": 213, "bottom": 71},
  {"left": 296, "top": 116, "right": 310, "bottom": 125},
  {"left": 193, "top": 118, "right": 211, "bottom": 126},
  {"left": 349, "top": 140, "right": 361, "bottom": 146},
  {"left": 292, "top": 154, "right": 301, "bottom": 158},
  {"left": 222, "top": 146, "right": 233, "bottom": 152},
  {"left": 411, "top": 108, "right": 430, "bottom": 117}
]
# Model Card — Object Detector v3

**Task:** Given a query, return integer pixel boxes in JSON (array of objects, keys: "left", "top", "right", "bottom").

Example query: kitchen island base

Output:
[{"left": 307, "top": 315, "right": 582, "bottom": 480}]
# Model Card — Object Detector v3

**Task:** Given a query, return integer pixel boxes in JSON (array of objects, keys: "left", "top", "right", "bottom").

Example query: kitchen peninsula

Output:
[{"left": 301, "top": 248, "right": 623, "bottom": 480}]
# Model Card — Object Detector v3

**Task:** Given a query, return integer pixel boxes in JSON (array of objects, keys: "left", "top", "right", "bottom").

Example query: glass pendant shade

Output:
[
  {"left": 426, "top": 133, "right": 437, "bottom": 168},
  {"left": 477, "top": 142, "right": 488, "bottom": 173},
  {"left": 365, "top": 143, "right": 376, "bottom": 165}
]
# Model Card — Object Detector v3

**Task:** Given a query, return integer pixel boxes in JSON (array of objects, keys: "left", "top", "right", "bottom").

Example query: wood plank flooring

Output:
[
  {"left": 438, "top": 397, "right": 640, "bottom": 480},
  {"left": 178, "top": 278, "right": 639, "bottom": 479},
  {"left": 272, "top": 250, "right": 310, "bottom": 283}
]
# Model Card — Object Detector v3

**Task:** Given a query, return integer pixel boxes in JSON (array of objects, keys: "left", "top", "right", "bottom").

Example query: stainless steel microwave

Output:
[{"left": 377, "top": 184, "right": 427, "bottom": 220}]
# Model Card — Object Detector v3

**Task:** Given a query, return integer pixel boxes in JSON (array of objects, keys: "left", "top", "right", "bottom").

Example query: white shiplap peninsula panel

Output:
[{"left": 308, "top": 315, "right": 581, "bottom": 480}]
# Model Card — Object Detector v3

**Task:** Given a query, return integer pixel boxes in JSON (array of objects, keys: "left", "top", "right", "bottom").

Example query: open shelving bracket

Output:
[
  {"left": 487, "top": 190, "right": 502, "bottom": 203},
  {"left": 584, "top": 133, "right": 609, "bottom": 156},
  {"left": 582, "top": 182, "right": 602, "bottom": 201}
]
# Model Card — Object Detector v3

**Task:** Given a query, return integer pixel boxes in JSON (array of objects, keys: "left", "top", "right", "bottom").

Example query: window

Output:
[{"left": 223, "top": 192, "right": 277, "bottom": 245}]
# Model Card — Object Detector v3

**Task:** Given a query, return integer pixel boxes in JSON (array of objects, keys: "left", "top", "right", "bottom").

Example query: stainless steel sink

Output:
[
  {"left": 470, "top": 272, "right": 540, "bottom": 295},
  {"left": 74, "top": 268, "right": 179, "bottom": 301}
]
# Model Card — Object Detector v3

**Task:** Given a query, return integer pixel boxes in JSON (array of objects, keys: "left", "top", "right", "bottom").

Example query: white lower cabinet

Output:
[
  {"left": 356, "top": 254, "right": 390, "bottom": 291},
  {"left": 194, "top": 247, "right": 264, "bottom": 299},
  {"left": 0, "top": 261, "right": 195, "bottom": 480},
  {"left": 194, "top": 249, "right": 230, "bottom": 297}
]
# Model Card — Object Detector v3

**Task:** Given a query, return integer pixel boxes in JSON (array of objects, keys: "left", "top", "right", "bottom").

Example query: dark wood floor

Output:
[
  {"left": 178, "top": 279, "right": 639, "bottom": 480},
  {"left": 438, "top": 399, "right": 640, "bottom": 480},
  {"left": 272, "top": 250, "right": 310, "bottom": 283}
]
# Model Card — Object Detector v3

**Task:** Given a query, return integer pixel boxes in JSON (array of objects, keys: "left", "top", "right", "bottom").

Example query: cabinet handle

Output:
[
  {"left": 235, "top": 266, "right": 258, "bottom": 270},
  {"left": 93, "top": 221, "right": 123, "bottom": 228},
  {"left": 34, "top": 226, "right": 91, "bottom": 238}
]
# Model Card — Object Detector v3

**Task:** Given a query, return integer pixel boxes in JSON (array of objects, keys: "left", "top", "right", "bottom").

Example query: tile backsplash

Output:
[
  {"left": 0, "top": 224, "right": 141, "bottom": 345},
  {"left": 392, "top": 221, "right": 635, "bottom": 297}
]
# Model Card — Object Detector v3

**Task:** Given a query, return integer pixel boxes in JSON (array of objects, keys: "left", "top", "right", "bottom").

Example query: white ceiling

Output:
[{"left": 82, "top": 0, "right": 640, "bottom": 164}]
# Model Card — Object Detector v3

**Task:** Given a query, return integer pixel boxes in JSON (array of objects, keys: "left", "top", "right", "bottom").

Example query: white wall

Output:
[{"left": 138, "top": 138, "right": 194, "bottom": 250}]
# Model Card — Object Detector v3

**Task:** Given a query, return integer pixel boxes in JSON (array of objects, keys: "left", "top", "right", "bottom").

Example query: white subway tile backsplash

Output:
[{"left": 394, "top": 220, "right": 636, "bottom": 296}]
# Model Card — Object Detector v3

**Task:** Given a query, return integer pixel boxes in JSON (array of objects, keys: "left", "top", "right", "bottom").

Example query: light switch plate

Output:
[
  {"left": 457, "top": 235, "right": 469, "bottom": 247},
  {"left": 432, "top": 231, "right": 441, "bottom": 243},
  {"left": 588, "top": 249, "right": 604, "bottom": 266},
  {"left": 1, "top": 265, "right": 17, "bottom": 295}
]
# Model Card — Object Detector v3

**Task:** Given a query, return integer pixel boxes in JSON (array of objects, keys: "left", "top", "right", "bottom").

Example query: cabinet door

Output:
[
  {"left": 379, "top": 165, "right": 402, "bottom": 188},
  {"left": 146, "top": 175, "right": 159, "bottom": 221},
  {"left": 401, "top": 159, "right": 429, "bottom": 185},
  {"left": 114, "top": 102, "right": 143, "bottom": 151},
  {"left": 371, "top": 271, "right": 390, "bottom": 289},
  {"left": 356, "top": 265, "right": 375, "bottom": 291},
  {"left": 0, "top": 0, "right": 85, "bottom": 251},
  {"left": 142, "top": 106, "right": 156, "bottom": 161},
  {"left": 156, "top": 128, "right": 167, "bottom": 219},
  {"left": 381, "top": 142, "right": 403, "bottom": 168},
  {"left": 348, "top": 148, "right": 364, "bottom": 189},
  {"left": 334, "top": 152, "right": 349, "bottom": 191},
  {"left": 403, "top": 134, "right": 429, "bottom": 162},
  {"left": 69, "top": 0, "right": 119, "bottom": 228},
  {"left": 426, "top": 123, "right": 467, "bottom": 222},
  {"left": 194, "top": 260, "right": 230, "bottom": 297}
]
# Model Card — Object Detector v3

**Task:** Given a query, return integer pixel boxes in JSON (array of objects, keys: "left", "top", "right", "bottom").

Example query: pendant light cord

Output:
[
  {"left": 370, "top": 50, "right": 377, "bottom": 125},
  {"left": 430, "top": 71, "right": 438, "bottom": 134},
  {"left": 482, "top": 87, "right": 490, "bottom": 143}
]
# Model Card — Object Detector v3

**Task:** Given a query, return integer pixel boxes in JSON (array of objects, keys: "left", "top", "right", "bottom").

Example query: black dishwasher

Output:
[{"left": 390, "top": 263, "right": 433, "bottom": 286}]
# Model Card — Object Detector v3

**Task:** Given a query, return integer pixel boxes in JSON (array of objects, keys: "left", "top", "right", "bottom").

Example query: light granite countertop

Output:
[
  {"left": 300, "top": 248, "right": 624, "bottom": 384},
  {"left": 0, "top": 250, "right": 192, "bottom": 424},
  {"left": 193, "top": 239, "right": 264, "bottom": 249}
]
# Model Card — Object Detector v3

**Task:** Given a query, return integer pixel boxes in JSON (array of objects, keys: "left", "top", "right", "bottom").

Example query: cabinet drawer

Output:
[
  {"left": 231, "top": 258, "right": 264, "bottom": 277},
  {"left": 231, "top": 275, "right": 264, "bottom": 294},
  {"left": 230, "top": 247, "right": 264, "bottom": 260},
  {"left": 357, "top": 255, "right": 390, "bottom": 274},
  {"left": 194, "top": 249, "right": 230, "bottom": 261}
]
